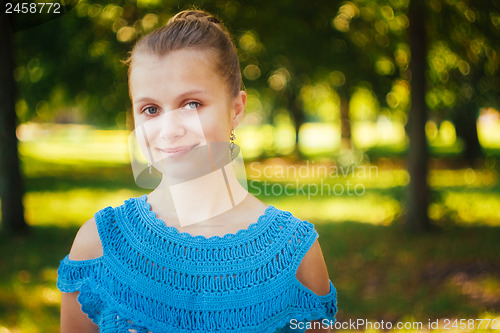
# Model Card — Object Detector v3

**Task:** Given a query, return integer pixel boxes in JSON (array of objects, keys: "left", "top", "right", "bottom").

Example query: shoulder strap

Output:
[
  {"left": 282, "top": 213, "right": 319, "bottom": 272},
  {"left": 94, "top": 205, "right": 116, "bottom": 256}
]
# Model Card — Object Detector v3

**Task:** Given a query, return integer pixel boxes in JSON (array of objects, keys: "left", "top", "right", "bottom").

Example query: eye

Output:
[
  {"left": 143, "top": 106, "right": 159, "bottom": 115},
  {"left": 184, "top": 102, "right": 200, "bottom": 110}
]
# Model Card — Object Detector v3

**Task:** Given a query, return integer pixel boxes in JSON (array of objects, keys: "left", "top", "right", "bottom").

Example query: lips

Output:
[{"left": 158, "top": 144, "right": 199, "bottom": 158}]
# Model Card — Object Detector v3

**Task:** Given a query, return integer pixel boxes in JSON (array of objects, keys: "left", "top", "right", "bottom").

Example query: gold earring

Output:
[{"left": 229, "top": 130, "right": 236, "bottom": 163}]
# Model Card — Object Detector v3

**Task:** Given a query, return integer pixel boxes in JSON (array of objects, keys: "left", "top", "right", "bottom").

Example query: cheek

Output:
[
  {"left": 198, "top": 111, "right": 232, "bottom": 141},
  {"left": 135, "top": 119, "right": 162, "bottom": 147},
  {"left": 200, "top": 120, "right": 229, "bottom": 142}
]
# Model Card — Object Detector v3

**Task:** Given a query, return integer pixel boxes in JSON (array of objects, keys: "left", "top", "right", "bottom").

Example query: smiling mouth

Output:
[{"left": 158, "top": 144, "right": 199, "bottom": 158}]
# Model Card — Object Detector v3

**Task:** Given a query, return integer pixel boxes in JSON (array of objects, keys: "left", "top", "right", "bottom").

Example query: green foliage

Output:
[
  {"left": 12, "top": 0, "right": 500, "bottom": 149},
  {"left": 0, "top": 226, "right": 77, "bottom": 333},
  {"left": 317, "top": 222, "right": 500, "bottom": 323}
]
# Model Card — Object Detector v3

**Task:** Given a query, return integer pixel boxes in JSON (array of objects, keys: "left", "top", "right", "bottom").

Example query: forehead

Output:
[{"left": 129, "top": 49, "right": 224, "bottom": 97}]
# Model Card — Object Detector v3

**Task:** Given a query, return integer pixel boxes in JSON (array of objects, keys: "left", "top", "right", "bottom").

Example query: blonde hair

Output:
[{"left": 125, "top": 9, "right": 242, "bottom": 97}]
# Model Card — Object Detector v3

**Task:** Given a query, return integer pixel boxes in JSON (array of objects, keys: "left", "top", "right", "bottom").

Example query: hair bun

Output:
[{"left": 170, "top": 10, "right": 220, "bottom": 24}]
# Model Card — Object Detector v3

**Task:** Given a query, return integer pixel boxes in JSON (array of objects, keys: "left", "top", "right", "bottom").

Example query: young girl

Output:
[{"left": 58, "top": 9, "right": 337, "bottom": 333}]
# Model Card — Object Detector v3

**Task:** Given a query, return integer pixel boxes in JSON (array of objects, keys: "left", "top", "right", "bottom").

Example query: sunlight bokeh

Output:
[{"left": 16, "top": 123, "right": 500, "bottom": 228}]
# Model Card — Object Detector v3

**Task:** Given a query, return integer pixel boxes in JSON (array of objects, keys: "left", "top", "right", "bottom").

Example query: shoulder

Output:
[
  {"left": 296, "top": 240, "right": 331, "bottom": 296},
  {"left": 68, "top": 218, "right": 104, "bottom": 261},
  {"left": 271, "top": 207, "right": 332, "bottom": 295}
]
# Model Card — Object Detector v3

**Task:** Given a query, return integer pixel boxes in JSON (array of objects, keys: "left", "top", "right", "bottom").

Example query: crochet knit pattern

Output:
[{"left": 57, "top": 196, "right": 337, "bottom": 332}]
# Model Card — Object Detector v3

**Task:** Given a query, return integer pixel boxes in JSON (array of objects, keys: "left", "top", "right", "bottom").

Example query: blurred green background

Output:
[{"left": 1, "top": 0, "right": 500, "bottom": 332}]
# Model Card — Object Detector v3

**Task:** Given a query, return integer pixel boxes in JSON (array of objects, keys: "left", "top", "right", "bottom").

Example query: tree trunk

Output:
[
  {"left": 0, "top": 12, "right": 29, "bottom": 235},
  {"left": 287, "top": 87, "right": 305, "bottom": 160},
  {"left": 453, "top": 103, "right": 482, "bottom": 166},
  {"left": 339, "top": 81, "right": 352, "bottom": 150},
  {"left": 406, "top": 0, "right": 430, "bottom": 231}
]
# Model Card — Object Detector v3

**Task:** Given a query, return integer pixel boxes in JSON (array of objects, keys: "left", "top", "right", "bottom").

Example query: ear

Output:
[{"left": 231, "top": 90, "right": 247, "bottom": 129}]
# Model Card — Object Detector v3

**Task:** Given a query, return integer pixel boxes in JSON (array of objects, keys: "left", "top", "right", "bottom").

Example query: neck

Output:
[{"left": 148, "top": 162, "right": 248, "bottom": 227}]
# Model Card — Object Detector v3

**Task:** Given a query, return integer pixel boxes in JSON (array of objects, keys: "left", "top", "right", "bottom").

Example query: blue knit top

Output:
[{"left": 57, "top": 196, "right": 337, "bottom": 332}]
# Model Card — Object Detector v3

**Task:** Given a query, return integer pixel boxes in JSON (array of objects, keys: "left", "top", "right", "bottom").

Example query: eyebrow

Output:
[{"left": 132, "top": 89, "right": 209, "bottom": 105}]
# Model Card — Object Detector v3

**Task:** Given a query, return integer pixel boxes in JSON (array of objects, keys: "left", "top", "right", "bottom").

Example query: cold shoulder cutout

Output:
[
  {"left": 295, "top": 240, "right": 331, "bottom": 297},
  {"left": 68, "top": 218, "right": 103, "bottom": 261},
  {"left": 57, "top": 196, "right": 337, "bottom": 332}
]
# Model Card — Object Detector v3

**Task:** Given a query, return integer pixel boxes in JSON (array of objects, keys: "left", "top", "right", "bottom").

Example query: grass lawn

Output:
[{"left": 0, "top": 124, "right": 499, "bottom": 332}]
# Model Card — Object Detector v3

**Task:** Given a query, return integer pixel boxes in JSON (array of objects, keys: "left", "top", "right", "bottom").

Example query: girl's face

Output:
[{"left": 129, "top": 49, "right": 246, "bottom": 174}]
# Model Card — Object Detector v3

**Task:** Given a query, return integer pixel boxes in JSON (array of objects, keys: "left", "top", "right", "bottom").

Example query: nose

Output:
[{"left": 159, "top": 109, "right": 186, "bottom": 141}]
